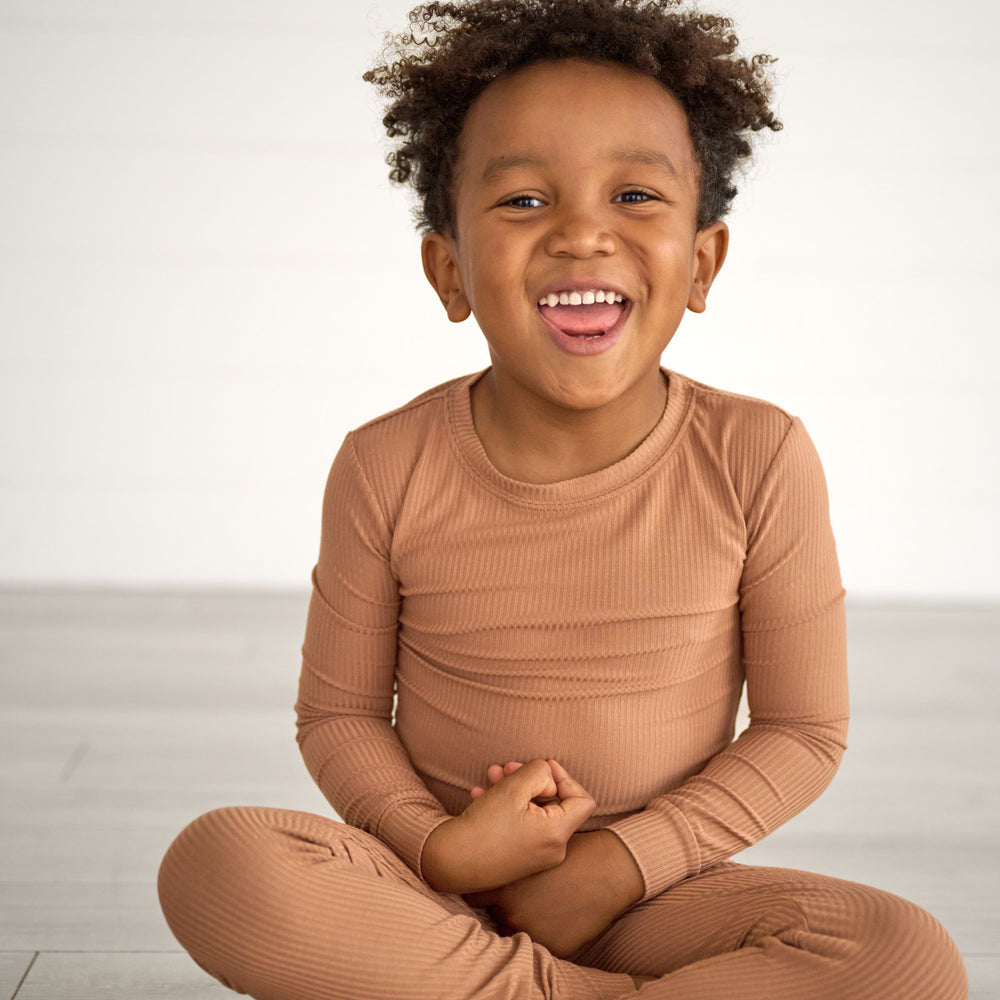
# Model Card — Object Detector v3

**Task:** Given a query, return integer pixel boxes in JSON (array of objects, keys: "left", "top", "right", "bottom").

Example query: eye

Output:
[
  {"left": 613, "top": 189, "right": 658, "bottom": 204},
  {"left": 501, "top": 194, "right": 545, "bottom": 209}
]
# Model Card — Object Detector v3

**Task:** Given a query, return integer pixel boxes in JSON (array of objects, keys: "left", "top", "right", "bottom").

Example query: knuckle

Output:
[
  {"left": 542, "top": 831, "right": 570, "bottom": 856},
  {"left": 550, "top": 843, "right": 569, "bottom": 865}
]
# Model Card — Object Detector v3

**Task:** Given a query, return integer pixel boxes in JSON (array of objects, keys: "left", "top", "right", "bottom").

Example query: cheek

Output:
[
  {"left": 639, "top": 247, "right": 695, "bottom": 299},
  {"left": 464, "top": 246, "right": 523, "bottom": 311}
]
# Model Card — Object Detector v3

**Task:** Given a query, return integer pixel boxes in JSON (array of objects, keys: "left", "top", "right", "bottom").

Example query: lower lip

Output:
[{"left": 538, "top": 301, "right": 632, "bottom": 357}]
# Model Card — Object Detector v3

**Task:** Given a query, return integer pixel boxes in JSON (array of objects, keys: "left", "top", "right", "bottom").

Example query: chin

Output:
[{"left": 545, "top": 376, "right": 632, "bottom": 413}]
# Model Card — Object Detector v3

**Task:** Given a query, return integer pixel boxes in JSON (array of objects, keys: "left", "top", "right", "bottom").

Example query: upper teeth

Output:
[{"left": 538, "top": 289, "right": 625, "bottom": 307}]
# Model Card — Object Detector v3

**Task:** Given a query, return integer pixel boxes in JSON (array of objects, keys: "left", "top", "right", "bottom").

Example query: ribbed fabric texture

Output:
[
  {"left": 296, "top": 370, "right": 849, "bottom": 897},
  {"left": 158, "top": 806, "right": 638, "bottom": 1000},
  {"left": 158, "top": 369, "right": 968, "bottom": 999},
  {"left": 157, "top": 807, "right": 968, "bottom": 1000}
]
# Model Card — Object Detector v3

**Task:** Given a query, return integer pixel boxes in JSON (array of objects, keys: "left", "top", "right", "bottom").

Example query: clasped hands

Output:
[{"left": 420, "top": 759, "right": 644, "bottom": 957}]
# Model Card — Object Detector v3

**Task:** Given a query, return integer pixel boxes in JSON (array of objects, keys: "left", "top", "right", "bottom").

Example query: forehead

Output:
[{"left": 455, "top": 58, "right": 697, "bottom": 182}]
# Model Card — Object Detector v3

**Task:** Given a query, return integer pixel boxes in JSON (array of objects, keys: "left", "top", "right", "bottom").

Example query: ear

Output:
[
  {"left": 686, "top": 220, "right": 729, "bottom": 314},
  {"left": 421, "top": 232, "right": 472, "bottom": 322}
]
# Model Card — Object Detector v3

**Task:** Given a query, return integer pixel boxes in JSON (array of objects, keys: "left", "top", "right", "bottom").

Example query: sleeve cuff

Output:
[
  {"left": 376, "top": 800, "right": 453, "bottom": 879},
  {"left": 607, "top": 802, "right": 701, "bottom": 901}
]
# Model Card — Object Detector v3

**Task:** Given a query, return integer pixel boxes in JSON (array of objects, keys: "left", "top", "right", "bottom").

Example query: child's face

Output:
[{"left": 422, "top": 58, "right": 727, "bottom": 415}]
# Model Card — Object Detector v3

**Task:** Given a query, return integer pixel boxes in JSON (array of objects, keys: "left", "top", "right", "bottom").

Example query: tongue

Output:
[{"left": 540, "top": 302, "right": 624, "bottom": 335}]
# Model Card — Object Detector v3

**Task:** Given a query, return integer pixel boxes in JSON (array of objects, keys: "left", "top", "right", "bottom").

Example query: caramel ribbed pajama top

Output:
[{"left": 158, "top": 370, "right": 967, "bottom": 999}]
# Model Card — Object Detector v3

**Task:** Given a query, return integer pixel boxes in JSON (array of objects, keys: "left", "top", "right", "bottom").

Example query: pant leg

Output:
[
  {"left": 572, "top": 862, "right": 967, "bottom": 1000},
  {"left": 157, "top": 806, "right": 636, "bottom": 1000}
]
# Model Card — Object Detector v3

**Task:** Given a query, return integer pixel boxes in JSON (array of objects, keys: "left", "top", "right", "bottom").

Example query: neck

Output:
[{"left": 470, "top": 368, "right": 668, "bottom": 484}]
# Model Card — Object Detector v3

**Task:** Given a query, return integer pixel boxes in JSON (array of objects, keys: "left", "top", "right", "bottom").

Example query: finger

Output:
[
  {"left": 543, "top": 759, "right": 596, "bottom": 827},
  {"left": 487, "top": 763, "right": 506, "bottom": 785},
  {"left": 470, "top": 786, "right": 485, "bottom": 799},
  {"left": 503, "top": 761, "right": 523, "bottom": 775},
  {"left": 501, "top": 757, "right": 558, "bottom": 804},
  {"left": 542, "top": 788, "right": 596, "bottom": 832},
  {"left": 547, "top": 759, "right": 592, "bottom": 802},
  {"left": 546, "top": 758, "right": 570, "bottom": 781}
]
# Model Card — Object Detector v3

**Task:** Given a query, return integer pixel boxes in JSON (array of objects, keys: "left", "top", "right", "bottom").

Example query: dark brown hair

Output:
[{"left": 364, "top": 0, "right": 781, "bottom": 233}]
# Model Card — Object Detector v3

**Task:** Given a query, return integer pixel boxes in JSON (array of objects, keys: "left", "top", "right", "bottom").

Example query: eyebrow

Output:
[
  {"left": 613, "top": 147, "right": 679, "bottom": 178},
  {"left": 480, "top": 153, "right": 545, "bottom": 184},
  {"left": 480, "top": 147, "right": 679, "bottom": 184}
]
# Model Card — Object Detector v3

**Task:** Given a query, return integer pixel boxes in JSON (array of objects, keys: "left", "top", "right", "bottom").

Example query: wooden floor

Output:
[{"left": 0, "top": 590, "right": 996, "bottom": 998}]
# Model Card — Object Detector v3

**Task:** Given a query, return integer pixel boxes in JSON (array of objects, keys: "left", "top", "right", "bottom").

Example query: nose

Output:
[{"left": 544, "top": 202, "right": 616, "bottom": 258}]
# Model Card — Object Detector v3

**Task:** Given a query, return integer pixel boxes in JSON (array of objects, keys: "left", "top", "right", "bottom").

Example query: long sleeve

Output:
[
  {"left": 295, "top": 433, "right": 451, "bottom": 876},
  {"left": 608, "top": 417, "right": 849, "bottom": 900},
  {"left": 295, "top": 374, "right": 848, "bottom": 898}
]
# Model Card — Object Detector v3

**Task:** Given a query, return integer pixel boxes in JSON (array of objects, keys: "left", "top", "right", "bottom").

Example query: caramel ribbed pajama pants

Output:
[{"left": 157, "top": 806, "right": 967, "bottom": 1000}]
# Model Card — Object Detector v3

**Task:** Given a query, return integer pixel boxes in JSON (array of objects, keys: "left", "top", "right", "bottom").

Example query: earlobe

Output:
[
  {"left": 421, "top": 232, "right": 472, "bottom": 322},
  {"left": 687, "top": 220, "right": 729, "bottom": 314}
]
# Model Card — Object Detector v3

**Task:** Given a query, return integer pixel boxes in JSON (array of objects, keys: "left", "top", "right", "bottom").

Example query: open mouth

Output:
[{"left": 537, "top": 288, "right": 629, "bottom": 341}]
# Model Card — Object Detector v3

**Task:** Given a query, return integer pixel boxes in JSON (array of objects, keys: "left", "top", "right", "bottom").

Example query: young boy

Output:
[{"left": 158, "top": 2, "right": 968, "bottom": 997}]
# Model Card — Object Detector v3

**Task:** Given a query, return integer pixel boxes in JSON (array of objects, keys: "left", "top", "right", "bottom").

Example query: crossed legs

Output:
[
  {"left": 157, "top": 806, "right": 633, "bottom": 1000},
  {"left": 158, "top": 806, "right": 967, "bottom": 1000},
  {"left": 574, "top": 860, "right": 968, "bottom": 998}
]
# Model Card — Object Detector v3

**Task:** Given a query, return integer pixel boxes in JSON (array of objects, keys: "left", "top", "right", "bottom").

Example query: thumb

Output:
[
  {"left": 497, "top": 757, "right": 558, "bottom": 805},
  {"left": 542, "top": 759, "right": 596, "bottom": 828}
]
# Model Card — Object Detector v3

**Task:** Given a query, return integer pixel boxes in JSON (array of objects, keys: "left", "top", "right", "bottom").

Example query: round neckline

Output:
[{"left": 446, "top": 369, "right": 692, "bottom": 507}]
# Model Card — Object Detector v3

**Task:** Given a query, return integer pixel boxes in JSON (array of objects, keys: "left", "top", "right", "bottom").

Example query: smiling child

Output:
[{"left": 158, "top": 2, "right": 968, "bottom": 997}]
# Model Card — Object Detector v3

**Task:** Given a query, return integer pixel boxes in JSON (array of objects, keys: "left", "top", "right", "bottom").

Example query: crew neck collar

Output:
[{"left": 446, "top": 369, "right": 692, "bottom": 507}]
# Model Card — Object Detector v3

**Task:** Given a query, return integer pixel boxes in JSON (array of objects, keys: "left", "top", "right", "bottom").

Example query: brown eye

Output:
[
  {"left": 503, "top": 195, "right": 545, "bottom": 209},
  {"left": 614, "top": 190, "right": 656, "bottom": 204}
]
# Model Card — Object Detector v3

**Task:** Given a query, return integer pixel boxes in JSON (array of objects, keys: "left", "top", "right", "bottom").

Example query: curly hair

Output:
[{"left": 363, "top": 0, "right": 781, "bottom": 234}]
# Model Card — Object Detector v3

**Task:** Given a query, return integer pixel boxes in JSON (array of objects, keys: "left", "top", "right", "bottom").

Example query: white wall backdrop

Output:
[{"left": 1, "top": 0, "right": 997, "bottom": 597}]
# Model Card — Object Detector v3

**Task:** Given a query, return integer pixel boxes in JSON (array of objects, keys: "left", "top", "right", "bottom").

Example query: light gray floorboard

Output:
[
  {"left": 0, "top": 883, "right": 176, "bottom": 953},
  {"left": 1, "top": 590, "right": 997, "bottom": 997},
  {"left": 0, "top": 953, "right": 36, "bottom": 1000},
  {"left": 14, "top": 952, "right": 229, "bottom": 1000},
  {"left": 966, "top": 956, "right": 1000, "bottom": 1000}
]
